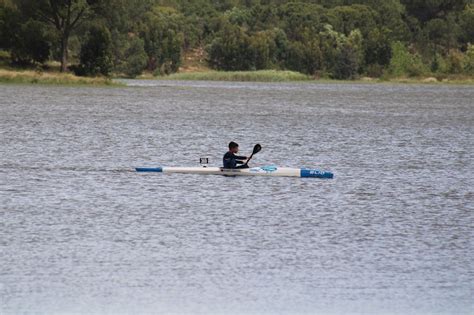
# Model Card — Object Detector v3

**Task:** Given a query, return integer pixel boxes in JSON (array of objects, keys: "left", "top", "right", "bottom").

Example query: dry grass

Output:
[
  {"left": 0, "top": 69, "right": 119, "bottom": 86},
  {"left": 162, "top": 70, "right": 311, "bottom": 82},
  {"left": 381, "top": 75, "right": 474, "bottom": 85}
]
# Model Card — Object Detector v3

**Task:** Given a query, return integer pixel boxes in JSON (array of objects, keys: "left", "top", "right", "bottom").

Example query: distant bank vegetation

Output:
[
  {"left": 0, "top": 69, "right": 117, "bottom": 85},
  {"left": 165, "top": 70, "right": 310, "bottom": 81},
  {"left": 0, "top": 0, "right": 473, "bottom": 81}
]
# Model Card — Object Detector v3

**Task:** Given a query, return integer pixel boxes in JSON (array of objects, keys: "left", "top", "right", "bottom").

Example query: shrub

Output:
[
  {"left": 10, "top": 20, "right": 51, "bottom": 65},
  {"left": 333, "top": 43, "right": 360, "bottom": 80},
  {"left": 75, "top": 24, "right": 113, "bottom": 76},
  {"left": 445, "top": 50, "right": 465, "bottom": 74},
  {"left": 121, "top": 37, "right": 147, "bottom": 78},
  {"left": 464, "top": 44, "right": 474, "bottom": 75},
  {"left": 207, "top": 23, "right": 255, "bottom": 71},
  {"left": 141, "top": 6, "right": 184, "bottom": 73},
  {"left": 388, "top": 41, "right": 427, "bottom": 77}
]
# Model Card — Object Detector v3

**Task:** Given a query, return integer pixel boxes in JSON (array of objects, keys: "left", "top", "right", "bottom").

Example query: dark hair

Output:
[{"left": 228, "top": 141, "right": 239, "bottom": 149}]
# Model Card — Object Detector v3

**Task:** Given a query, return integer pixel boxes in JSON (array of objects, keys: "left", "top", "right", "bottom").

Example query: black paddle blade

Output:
[{"left": 252, "top": 144, "right": 262, "bottom": 154}]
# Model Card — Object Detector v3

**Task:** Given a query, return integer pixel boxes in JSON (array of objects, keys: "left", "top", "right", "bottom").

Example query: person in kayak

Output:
[{"left": 223, "top": 141, "right": 249, "bottom": 169}]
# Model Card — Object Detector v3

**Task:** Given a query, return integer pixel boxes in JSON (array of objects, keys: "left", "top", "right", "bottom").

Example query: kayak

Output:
[{"left": 135, "top": 166, "right": 333, "bottom": 179}]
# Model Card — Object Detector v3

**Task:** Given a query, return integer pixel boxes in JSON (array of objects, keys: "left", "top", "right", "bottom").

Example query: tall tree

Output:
[{"left": 17, "top": 0, "right": 98, "bottom": 72}]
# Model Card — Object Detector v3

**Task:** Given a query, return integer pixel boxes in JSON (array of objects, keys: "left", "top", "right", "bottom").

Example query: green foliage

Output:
[
  {"left": 329, "top": 28, "right": 363, "bottom": 79},
  {"left": 464, "top": 44, "right": 474, "bottom": 75},
  {"left": 327, "top": 5, "right": 377, "bottom": 37},
  {"left": 1, "top": 0, "right": 474, "bottom": 79},
  {"left": 364, "top": 28, "right": 392, "bottom": 67},
  {"left": 120, "top": 36, "right": 148, "bottom": 78},
  {"left": 141, "top": 6, "right": 185, "bottom": 74},
  {"left": 285, "top": 39, "right": 322, "bottom": 75},
  {"left": 225, "top": 7, "right": 252, "bottom": 26},
  {"left": 459, "top": 5, "right": 474, "bottom": 45},
  {"left": 388, "top": 41, "right": 427, "bottom": 77},
  {"left": 425, "top": 16, "right": 460, "bottom": 50},
  {"left": 277, "top": 2, "right": 325, "bottom": 41},
  {"left": 16, "top": 0, "right": 97, "bottom": 71},
  {"left": 0, "top": 4, "right": 13, "bottom": 50},
  {"left": 333, "top": 43, "right": 359, "bottom": 79},
  {"left": 207, "top": 22, "right": 255, "bottom": 70},
  {"left": 10, "top": 20, "right": 52, "bottom": 65},
  {"left": 164, "top": 70, "right": 310, "bottom": 82},
  {"left": 401, "top": 0, "right": 468, "bottom": 23},
  {"left": 250, "top": 31, "right": 275, "bottom": 69},
  {"left": 74, "top": 24, "right": 113, "bottom": 76}
]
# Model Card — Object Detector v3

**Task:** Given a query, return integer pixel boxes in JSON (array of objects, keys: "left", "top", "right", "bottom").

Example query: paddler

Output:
[{"left": 223, "top": 141, "right": 249, "bottom": 169}]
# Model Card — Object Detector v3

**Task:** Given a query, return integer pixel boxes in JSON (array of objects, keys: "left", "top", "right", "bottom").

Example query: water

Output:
[{"left": 1, "top": 81, "right": 473, "bottom": 314}]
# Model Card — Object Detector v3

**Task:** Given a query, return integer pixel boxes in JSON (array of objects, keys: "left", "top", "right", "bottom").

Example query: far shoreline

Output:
[
  {"left": 150, "top": 70, "right": 474, "bottom": 85},
  {"left": 1, "top": 68, "right": 473, "bottom": 86},
  {"left": 0, "top": 69, "right": 121, "bottom": 87}
]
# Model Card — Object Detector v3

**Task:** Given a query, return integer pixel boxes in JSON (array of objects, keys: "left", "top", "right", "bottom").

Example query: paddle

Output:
[{"left": 244, "top": 144, "right": 261, "bottom": 167}]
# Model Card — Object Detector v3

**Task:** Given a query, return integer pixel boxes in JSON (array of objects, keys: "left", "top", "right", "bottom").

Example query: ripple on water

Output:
[{"left": 0, "top": 82, "right": 473, "bottom": 314}]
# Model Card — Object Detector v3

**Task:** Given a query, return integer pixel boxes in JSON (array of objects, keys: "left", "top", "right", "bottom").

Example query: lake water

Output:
[{"left": 1, "top": 80, "right": 473, "bottom": 315}]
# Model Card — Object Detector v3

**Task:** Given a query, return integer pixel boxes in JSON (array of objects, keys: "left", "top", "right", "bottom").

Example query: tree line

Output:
[{"left": 1, "top": 0, "right": 473, "bottom": 79}]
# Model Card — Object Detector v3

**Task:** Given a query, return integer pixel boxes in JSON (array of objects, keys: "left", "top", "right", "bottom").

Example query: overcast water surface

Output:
[{"left": 1, "top": 80, "right": 473, "bottom": 314}]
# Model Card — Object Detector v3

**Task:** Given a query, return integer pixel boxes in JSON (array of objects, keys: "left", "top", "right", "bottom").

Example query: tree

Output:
[
  {"left": 401, "top": 0, "right": 468, "bottom": 23},
  {"left": 17, "top": 0, "right": 99, "bottom": 72},
  {"left": 318, "top": 24, "right": 346, "bottom": 75},
  {"left": 329, "top": 29, "right": 363, "bottom": 79},
  {"left": 464, "top": 43, "right": 474, "bottom": 75},
  {"left": 140, "top": 6, "right": 185, "bottom": 74},
  {"left": 459, "top": 5, "right": 474, "bottom": 46},
  {"left": 120, "top": 36, "right": 148, "bottom": 78},
  {"left": 333, "top": 43, "right": 359, "bottom": 79},
  {"left": 207, "top": 22, "right": 255, "bottom": 70},
  {"left": 250, "top": 30, "right": 278, "bottom": 69},
  {"left": 277, "top": 2, "right": 325, "bottom": 41},
  {"left": 0, "top": 3, "right": 20, "bottom": 51},
  {"left": 327, "top": 4, "right": 377, "bottom": 37},
  {"left": 10, "top": 20, "right": 52, "bottom": 65},
  {"left": 388, "top": 41, "right": 427, "bottom": 77},
  {"left": 365, "top": 28, "right": 392, "bottom": 67},
  {"left": 74, "top": 24, "right": 113, "bottom": 76},
  {"left": 285, "top": 38, "right": 323, "bottom": 75}
]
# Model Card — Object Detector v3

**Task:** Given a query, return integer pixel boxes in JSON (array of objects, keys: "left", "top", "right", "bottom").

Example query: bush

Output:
[
  {"left": 141, "top": 6, "right": 184, "bottom": 73},
  {"left": 365, "top": 28, "right": 392, "bottom": 68},
  {"left": 75, "top": 24, "right": 113, "bottom": 76},
  {"left": 10, "top": 20, "right": 51, "bottom": 65},
  {"left": 207, "top": 23, "right": 255, "bottom": 71},
  {"left": 121, "top": 37, "right": 147, "bottom": 78},
  {"left": 366, "top": 64, "right": 384, "bottom": 77},
  {"left": 445, "top": 50, "right": 465, "bottom": 74},
  {"left": 285, "top": 39, "right": 322, "bottom": 76},
  {"left": 250, "top": 30, "right": 277, "bottom": 70},
  {"left": 333, "top": 43, "right": 360, "bottom": 80},
  {"left": 388, "top": 41, "right": 427, "bottom": 77},
  {"left": 464, "top": 44, "right": 474, "bottom": 75}
]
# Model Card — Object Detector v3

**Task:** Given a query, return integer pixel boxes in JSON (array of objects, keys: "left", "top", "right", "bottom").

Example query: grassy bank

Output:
[
  {"left": 380, "top": 75, "right": 474, "bottom": 85},
  {"left": 2, "top": 68, "right": 472, "bottom": 86},
  {"left": 0, "top": 69, "right": 120, "bottom": 86},
  {"left": 159, "top": 70, "right": 474, "bottom": 84},
  {"left": 162, "top": 70, "right": 311, "bottom": 82}
]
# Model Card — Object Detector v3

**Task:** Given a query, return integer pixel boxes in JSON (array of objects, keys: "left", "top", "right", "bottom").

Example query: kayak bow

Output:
[{"left": 135, "top": 166, "right": 333, "bottom": 179}]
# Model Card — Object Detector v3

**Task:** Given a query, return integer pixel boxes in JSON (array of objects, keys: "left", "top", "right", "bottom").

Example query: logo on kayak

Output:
[{"left": 250, "top": 165, "right": 278, "bottom": 173}]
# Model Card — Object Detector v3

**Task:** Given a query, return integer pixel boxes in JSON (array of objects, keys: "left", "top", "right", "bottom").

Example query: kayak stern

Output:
[{"left": 136, "top": 167, "right": 162, "bottom": 172}]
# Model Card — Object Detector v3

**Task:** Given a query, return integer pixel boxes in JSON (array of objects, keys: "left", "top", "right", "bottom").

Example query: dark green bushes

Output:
[
  {"left": 72, "top": 24, "right": 113, "bottom": 76},
  {"left": 1, "top": 0, "right": 474, "bottom": 79}
]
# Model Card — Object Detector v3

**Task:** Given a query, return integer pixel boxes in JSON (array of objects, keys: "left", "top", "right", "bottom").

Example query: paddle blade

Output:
[{"left": 252, "top": 144, "right": 262, "bottom": 154}]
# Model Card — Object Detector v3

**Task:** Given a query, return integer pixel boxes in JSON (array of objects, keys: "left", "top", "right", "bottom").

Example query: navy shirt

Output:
[{"left": 223, "top": 151, "right": 247, "bottom": 168}]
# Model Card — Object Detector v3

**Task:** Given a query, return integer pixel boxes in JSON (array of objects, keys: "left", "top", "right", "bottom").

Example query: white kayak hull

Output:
[{"left": 136, "top": 166, "right": 333, "bottom": 178}]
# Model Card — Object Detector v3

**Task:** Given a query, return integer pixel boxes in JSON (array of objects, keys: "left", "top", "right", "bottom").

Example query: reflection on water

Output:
[{"left": 1, "top": 81, "right": 473, "bottom": 314}]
